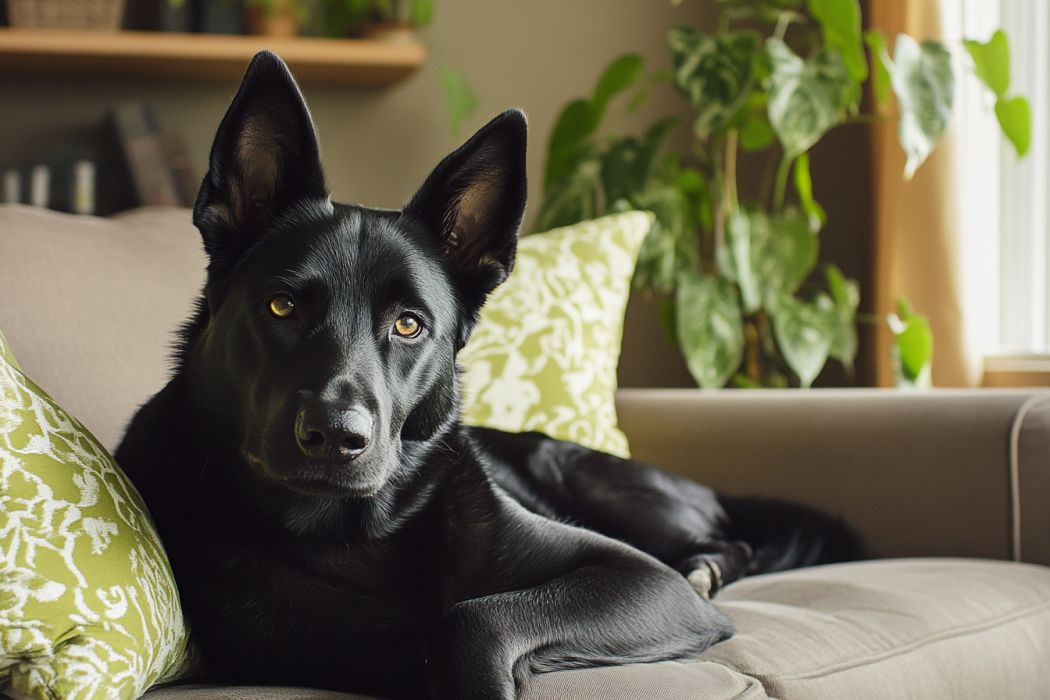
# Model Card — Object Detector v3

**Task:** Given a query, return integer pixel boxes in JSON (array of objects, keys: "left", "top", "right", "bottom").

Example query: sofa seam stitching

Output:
[{"left": 774, "top": 597, "right": 1050, "bottom": 681}]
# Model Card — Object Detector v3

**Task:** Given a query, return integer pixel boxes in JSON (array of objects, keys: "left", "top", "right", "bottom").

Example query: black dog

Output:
[{"left": 117, "top": 52, "right": 861, "bottom": 700}]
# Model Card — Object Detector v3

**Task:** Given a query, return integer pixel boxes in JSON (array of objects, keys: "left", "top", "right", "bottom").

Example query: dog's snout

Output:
[{"left": 296, "top": 403, "right": 374, "bottom": 462}]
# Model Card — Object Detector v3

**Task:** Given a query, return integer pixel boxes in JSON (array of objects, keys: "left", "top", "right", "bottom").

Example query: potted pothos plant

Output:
[
  {"left": 535, "top": 0, "right": 1029, "bottom": 388},
  {"left": 319, "top": 0, "right": 433, "bottom": 39}
]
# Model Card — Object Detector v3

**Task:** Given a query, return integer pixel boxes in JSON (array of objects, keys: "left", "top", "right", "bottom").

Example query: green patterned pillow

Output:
[
  {"left": 0, "top": 330, "right": 191, "bottom": 700},
  {"left": 459, "top": 211, "right": 652, "bottom": 458}
]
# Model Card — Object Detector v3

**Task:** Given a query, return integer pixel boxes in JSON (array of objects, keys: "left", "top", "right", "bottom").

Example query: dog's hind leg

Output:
[
  {"left": 717, "top": 495, "right": 866, "bottom": 574},
  {"left": 472, "top": 428, "right": 759, "bottom": 594}
]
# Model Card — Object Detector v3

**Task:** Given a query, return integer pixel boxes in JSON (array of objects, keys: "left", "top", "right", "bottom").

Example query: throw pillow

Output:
[
  {"left": 459, "top": 211, "right": 653, "bottom": 459},
  {"left": 0, "top": 329, "right": 191, "bottom": 700}
]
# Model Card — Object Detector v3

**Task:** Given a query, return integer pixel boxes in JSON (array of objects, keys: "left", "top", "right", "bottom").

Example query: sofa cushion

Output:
[
  {"left": 459, "top": 211, "right": 652, "bottom": 458},
  {"left": 0, "top": 326, "right": 191, "bottom": 700},
  {"left": 706, "top": 557, "right": 1050, "bottom": 699},
  {"left": 521, "top": 557, "right": 1050, "bottom": 700},
  {"left": 0, "top": 204, "right": 206, "bottom": 452}
]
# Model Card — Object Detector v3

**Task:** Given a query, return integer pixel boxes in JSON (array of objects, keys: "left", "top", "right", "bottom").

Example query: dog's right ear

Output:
[{"left": 194, "top": 51, "right": 328, "bottom": 271}]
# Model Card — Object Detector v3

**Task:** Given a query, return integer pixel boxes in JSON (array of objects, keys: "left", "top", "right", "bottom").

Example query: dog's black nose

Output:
[{"left": 296, "top": 404, "right": 373, "bottom": 462}]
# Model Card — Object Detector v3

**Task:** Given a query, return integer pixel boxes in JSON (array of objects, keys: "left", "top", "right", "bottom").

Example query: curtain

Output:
[{"left": 869, "top": 0, "right": 982, "bottom": 387}]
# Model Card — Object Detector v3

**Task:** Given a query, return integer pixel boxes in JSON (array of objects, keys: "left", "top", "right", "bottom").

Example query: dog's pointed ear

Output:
[
  {"left": 194, "top": 51, "right": 328, "bottom": 269},
  {"left": 403, "top": 110, "right": 528, "bottom": 320}
]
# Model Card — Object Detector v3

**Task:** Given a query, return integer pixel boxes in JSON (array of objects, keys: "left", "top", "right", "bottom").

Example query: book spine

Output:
[{"left": 112, "top": 102, "right": 181, "bottom": 208}]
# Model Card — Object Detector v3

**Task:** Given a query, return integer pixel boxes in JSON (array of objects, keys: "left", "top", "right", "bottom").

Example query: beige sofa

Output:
[{"left": 2, "top": 203, "right": 1049, "bottom": 700}]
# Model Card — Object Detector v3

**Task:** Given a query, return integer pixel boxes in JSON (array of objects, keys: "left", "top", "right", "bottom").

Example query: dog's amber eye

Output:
[
  {"left": 269, "top": 295, "right": 296, "bottom": 318},
  {"left": 393, "top": 314, "right": 421, "bottom": 338}
]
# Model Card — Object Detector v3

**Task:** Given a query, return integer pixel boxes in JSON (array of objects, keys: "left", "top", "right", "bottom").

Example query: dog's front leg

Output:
[{"left": 425, "top": 546, "right": 732, "bottom": 700}]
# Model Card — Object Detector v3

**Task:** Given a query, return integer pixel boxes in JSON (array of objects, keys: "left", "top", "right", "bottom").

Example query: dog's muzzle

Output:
[{"left": 295, "top": 403, "right": 374, "bottom": 462}]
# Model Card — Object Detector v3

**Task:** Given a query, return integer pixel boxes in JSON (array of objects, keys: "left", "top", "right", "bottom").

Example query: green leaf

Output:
[
  {"left": 807, "top": 0, "right": 867, "bottom": 83},
  {"left": 409, "top": 0, "right": 434, "bottom": 27},
  {"left": 793, "top": 152, "right": 827, "bottom": 231},
  {"left": 676, "top": 270, "right": 745, "bottom": 389},
  {"left": 593, "top": 54, "right": 646, "bottom": 110},
  {"left": 889, "top": 35, "right": 955, "bottom": 180},
  {"left": 753, "top": 209, "right": 820, "bottom": 306},
  {"left": 964, "top": 30, "right": 1010, "bottom": 97},
  {"left": 601, "top": 117, "right": 678, "bottom": 203},
  {"left": 888, "top": 304, "right": 933, "bottom": 388},
  {"left": 739, "top": 113, "right": 776, "bottom": 151},
  {"left": 995, "top": 95, "right": 1031, "bottom": 157},
  {"left": 864, "top": 30, "right": 892, "bottom": 108},
  {"left": 627, "top": 86, "right": 651, "bottom": 113},
  {"left": 438, "top": 66, "right": 478, "bottom": 138},
  {"left": 658, "top": 298, "right": 678, "bottom": 347},
  {"left": 669, "top": 27, "right": 759, "bottom": 139},
  {"left": 721, "top": 209, "right": 818, "bottom": 314},
  {"left": 726, "top": 211, "right": 761, "bottom": 313},
  {"left": 825, "top": 262, "right": 859, "bottom": 312},
  {"left": 766, "top": 38, "right": 856, "bottom": 157},
  {"left": 533, "top": 159, "right": 602, "bottom": 233},
  {"left": 545, "top": 99, "right": 600, "bottom": 187},
  {"left": 633, "top": 218, "right": 678, "bottom": 293},
  {"left": 824, "top": 264, "right": 860, "bottom": 367},
  {"left": 770, "top": 293, "right": 838, "bottom": 387}
]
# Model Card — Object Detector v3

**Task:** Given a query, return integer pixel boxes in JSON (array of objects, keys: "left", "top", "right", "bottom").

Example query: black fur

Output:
[{"left": 117, "top": 52, "right": 862, "bottom": 700}]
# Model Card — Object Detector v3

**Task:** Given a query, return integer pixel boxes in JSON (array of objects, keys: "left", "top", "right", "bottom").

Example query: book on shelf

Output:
[{"left": 108, "top": 102, "right": 198, "bottom": 210}]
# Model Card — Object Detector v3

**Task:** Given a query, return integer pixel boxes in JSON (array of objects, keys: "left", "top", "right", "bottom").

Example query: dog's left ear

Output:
[
  {"left": 404, "top": 110, "right": 528, "bottom": 328},
  {"left": 194, "top": 51, "right": 328, "bottom": 271}
]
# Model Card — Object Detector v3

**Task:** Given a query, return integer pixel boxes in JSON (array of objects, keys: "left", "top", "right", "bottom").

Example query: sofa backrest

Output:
[{"left": 0, "top": 204, "right": 206, "bottom": 451}]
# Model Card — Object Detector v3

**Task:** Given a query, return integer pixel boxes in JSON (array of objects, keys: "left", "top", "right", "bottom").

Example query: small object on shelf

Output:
[
  {"left": 30, "top": 165, "right": 50, "bottom": 208},
  {"left": 72, "top": 160, "right": 96, "bottom": 215},
  {"left": 2, "top": 169, "right": 21, "bottom": 204},
  {"left": 158, "top": 130, "right": 199, "bottom": 207},
  {"left": 8, "top": 0, "right": 126, "bottom": 30},
  {"left": 244, "top": 0, "right": 301, "bottom": 37},
  {"left": 111, "top": 102, "right": 181, "bottom": 208}
]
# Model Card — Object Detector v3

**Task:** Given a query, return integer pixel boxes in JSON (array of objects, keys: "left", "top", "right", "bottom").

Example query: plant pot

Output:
[
  {"left": 244, "top": 4, "right": 299, "bottom": 37},
  {"left": 8, "top": 0, "right": 126, "bottom": 30},
  {"left": 359, "top": 21, "right": 416, "bottom": 44}
]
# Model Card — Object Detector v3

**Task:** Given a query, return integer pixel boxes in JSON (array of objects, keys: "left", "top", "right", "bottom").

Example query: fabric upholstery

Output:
[
  {"left": 0, "top": 205, "right": 206, "bottom": 453},
  {"left": 707, "top": 558, "right": 1050, "bottom": 699},
  {"left": 616, "top": 387, "right": 1050, "bottom": 565},
  {"left": 459, "top": 212, "right": 652, "bottom": 458},
  {"left": 0, "top": 325, "right": 191, "bottom": 700}
]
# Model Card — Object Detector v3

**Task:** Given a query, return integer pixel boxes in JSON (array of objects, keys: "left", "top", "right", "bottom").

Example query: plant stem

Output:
[
  {"left": 724, "top": 128, "right": 739, "bottom": 213},
  {"left": 772, "top": 152, "right": 792, "bottom": 213},
  {"left": 774, "top": 12, "right": 791, "bottom": 41}
]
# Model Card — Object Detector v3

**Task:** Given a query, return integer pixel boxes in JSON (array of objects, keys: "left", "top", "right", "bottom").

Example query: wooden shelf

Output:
[{"left": 0, "top": 28, "right": 425, "bottom": 86}]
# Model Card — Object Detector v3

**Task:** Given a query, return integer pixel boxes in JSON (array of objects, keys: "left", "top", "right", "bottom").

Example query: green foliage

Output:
[
  {"left": 889, "top": 297, "right": 933, "bottom": 388},
  {"left": 676, "top": 269, "right": 744, "bottom": 389},
  {"left": 669, "top": 28, "right": 759, "bottom": 139},
  {"left": 766, "top": 38, "right": 854, "bottom": 158},
  {"left": 438, "top": 66, "right": 478, "bottom": 138},
  {"left": 535, "top": 4, "right": 1029, "bottom": 389},
  {"left": 995, "top": 96, "right": 1031, "bottom": 157},
  {"left": 807, "top": 0, "right": 866, "bottom": 83},
  {"left": 320, "top": 0, "right": 433, "bottom": 38},
  {"left": 888, "top": 35, "right": 955, "bottom": 180},
  {"left": 864, "top": 30, "right": 892, "bottom": 108},
  {"left": 966, "top": 31, "right": 1030, "bottom": 157}
]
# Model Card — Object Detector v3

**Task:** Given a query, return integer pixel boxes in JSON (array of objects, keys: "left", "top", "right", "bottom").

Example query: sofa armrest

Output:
[{"left": 615, "top": 388, "right": 1050, "bottom": 565}]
